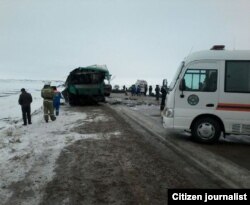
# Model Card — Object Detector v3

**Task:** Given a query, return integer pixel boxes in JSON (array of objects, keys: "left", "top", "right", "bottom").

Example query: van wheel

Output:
[{"left": 191, "top": 117, "right": 221, "bottom": 143}]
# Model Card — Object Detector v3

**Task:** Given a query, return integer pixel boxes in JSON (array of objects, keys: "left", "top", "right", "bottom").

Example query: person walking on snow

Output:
[
  {"left": 41, "top": 82, "right": 56, "bottom": 122},
  {"left": 52, "top": 86, "right": 63, "bottom": 116},
  {"left": 18, "top": 88, "right": 32, "bottom": 126}
]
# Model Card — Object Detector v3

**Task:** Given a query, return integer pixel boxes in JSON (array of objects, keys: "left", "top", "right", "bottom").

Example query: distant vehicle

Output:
[
  {"left": 114, "top": 85, "right": 120, "bottom": 90},
  {"left": 63, "top": 65, "right": 111, "bottom": 105},
  {"left": 104, "top": 83, "right": 112, "bottom": 97},
  {"left": 135, "top": 80, "right": 147, "bottom": 94},
  {"left": 162, "top": 45, "right": 250, "bottom": 143}
]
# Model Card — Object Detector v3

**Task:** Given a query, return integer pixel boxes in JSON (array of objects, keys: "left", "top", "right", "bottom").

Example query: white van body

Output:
[
  {"left": 162, "top": 48, "right": 250, "bottom": 143},
  {"left": 135, "top": 80, "right": 148, "bottom": 94}
]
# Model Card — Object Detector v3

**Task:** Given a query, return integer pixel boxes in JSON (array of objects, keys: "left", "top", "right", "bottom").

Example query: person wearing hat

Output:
[
  {"left": 18, "top": 88, "right": 33, "bottom": 126},
  {"left": 41, "top": 82, "right": 56, "bottom": 122}
]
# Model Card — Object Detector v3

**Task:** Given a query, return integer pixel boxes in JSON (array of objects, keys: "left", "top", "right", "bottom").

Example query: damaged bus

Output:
[{"left": 63, "top": 65, "right": 111, "bottom": 105}]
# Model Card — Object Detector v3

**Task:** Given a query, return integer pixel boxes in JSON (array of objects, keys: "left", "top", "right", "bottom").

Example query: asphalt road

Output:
[{"left": 108, "top": 93, "right": 250, "bottom": 188}]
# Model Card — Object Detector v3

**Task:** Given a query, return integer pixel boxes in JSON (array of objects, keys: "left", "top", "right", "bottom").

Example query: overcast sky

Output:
[{"left": 0, "top": 0, "right": 250, "bottom": 86}]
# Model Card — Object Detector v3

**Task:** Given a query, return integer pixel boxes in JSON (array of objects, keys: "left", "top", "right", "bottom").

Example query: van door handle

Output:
[{"left": 206, "top": 104, "right": 214, "bottom": 107}]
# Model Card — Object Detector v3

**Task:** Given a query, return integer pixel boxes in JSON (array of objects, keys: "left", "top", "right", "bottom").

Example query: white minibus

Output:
[{"left": 162, "top": 45, "right": 250, "bottom": 143}]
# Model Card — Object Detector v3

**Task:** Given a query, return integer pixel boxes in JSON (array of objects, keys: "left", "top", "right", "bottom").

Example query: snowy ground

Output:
[
  {"left": 0, "top": 102, "right": 112, "bottom": 204},
  {"left": 0, "top": 93, "right": 171, "bottom": 204},
  {"left": 0, "top": 79, "right": 64, "bottom": 130},
  {"left": 0, "top": 81, "right": 143, "bottom": 203},
  {"left": 1, "top": 92, "right": 250, "bottom": 204}
]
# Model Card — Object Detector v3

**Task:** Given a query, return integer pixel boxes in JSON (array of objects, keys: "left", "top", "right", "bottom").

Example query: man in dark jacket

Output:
[
  {"left": 155, "top": 85, "right": 160, "bottom": 101},
  {"left": 149, "top": 85, "right": 153, "bottom": 96},
  {"left": 160, "top": 86, "right": 167, "bottom": 111},
  {"left": 18, "top": 88, "right": 33, "bottom": 125}
]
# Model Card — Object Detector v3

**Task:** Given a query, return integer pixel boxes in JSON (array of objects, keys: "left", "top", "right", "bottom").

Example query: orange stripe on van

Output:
[{"left": 217, "top": 103, "right": 250, "bottom": 112}]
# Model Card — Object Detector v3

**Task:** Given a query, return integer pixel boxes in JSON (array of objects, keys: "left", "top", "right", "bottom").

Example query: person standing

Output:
[
  {"left": 136, "top": 85, "right": 141, "bottom": 96},
  {"left": 144, "top": 84, "right": 148, "bottom": 96},
  {"left": 155, "top": 85, "right": 160, "bottom": 101},
  {"left": 131, "top": 84, "right": 136, "bottom": 96},
  {"left": 52, "top": 86, "right": 63, "bottom": 116},
  {"left": 160, "top": 86, "right": 167, "bottom": 111},
  {"left": 149, "top": 85, "right": 153, "bottom": 96},
  {"left": 18, "top": 88, "right": 32, "bottom": 126},
  {"left": 41, "top": 82, "right": 56, "bottom": 122}
]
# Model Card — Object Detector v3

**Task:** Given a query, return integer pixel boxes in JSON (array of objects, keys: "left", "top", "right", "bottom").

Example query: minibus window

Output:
[
  {"left": 225, "top": 61, "right": 250, "bottom": 93},
  {"left": 182, "top": 69, "right": 217, "bottom": 92}
]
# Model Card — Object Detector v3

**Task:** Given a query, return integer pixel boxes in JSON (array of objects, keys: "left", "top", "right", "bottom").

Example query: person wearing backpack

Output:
[{"left": 41, "top": 82, "right": 56, "bottom": 122}]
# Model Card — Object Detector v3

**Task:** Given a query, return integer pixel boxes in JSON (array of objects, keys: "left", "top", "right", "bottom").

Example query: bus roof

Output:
[
  {"left": 70, "top": 64, "right": 111, "bottom": 80},
  {"left": 184, "top": 50, "right": 250, "bottom": 65},
  {"left": 77, "top": 64, "right": 109, "bottom": 73}
]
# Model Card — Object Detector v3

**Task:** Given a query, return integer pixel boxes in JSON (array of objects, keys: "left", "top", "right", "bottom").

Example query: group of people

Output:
[
  {"left": 130, "top": 84, "right": 148, "bottom": 96},
  {"left": 127, "top": 83, "right": 168, "bottom": 111},
  {"left": 154, "top": 85, "right": 168, "bottom": 111},
  {"left": 18, "top": 82, "right": 63, "bottom": 126},
  {"left": 41, "top": 82, "right": 63, "bottom": 123}
]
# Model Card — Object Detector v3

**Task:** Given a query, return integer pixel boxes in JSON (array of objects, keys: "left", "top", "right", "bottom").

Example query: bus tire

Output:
[
  {"left": 191, "top": 117, "right": 221, "bottom": 143},
  {"left": 68, "top": 94, "right": 76, "bottom": 106}
]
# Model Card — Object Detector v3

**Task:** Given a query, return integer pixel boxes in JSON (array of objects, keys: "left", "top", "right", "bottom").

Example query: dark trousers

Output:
[
  {"left": 156, "top": 93, "right": 160, "bottom": 101},
  {"left": 53, "top": 102, "right": 60, "bottom": 116},
  {"left": 160, "top": 95, "right": 166, "bottom": 111},
  {"left": 21, "top": 105, "right": 31, "bottom": 125}
]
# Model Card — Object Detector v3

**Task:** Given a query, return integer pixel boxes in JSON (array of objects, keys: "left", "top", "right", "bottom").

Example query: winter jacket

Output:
[
  {"left": 19, "top": 92, "right": 32, "bottom": 107},
  {"left": 53, "top": 91, "right": 62, "bottom": 106},
  {"left": 41, "top": 86, "right": 54, "bottom": 100}
]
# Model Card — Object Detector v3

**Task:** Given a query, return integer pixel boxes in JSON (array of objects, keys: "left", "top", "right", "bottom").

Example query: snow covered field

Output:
[
  {"left": 0, "top": 105, "right": 99, "bottom": 204},
  {"left": 0, "top": 80, "right": 113, "bottom": 203},
  {"left": 0, "top": 79, "right": 64, "bottom": 130}
]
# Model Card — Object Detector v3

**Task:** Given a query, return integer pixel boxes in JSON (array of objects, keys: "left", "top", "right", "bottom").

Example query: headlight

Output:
[{"left": 165, "top": 108, "right": 174, "bottom": 118}]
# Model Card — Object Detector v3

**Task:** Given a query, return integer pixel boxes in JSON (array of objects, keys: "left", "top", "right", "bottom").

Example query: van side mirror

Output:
[{"left": 179, "top": 78, "right": 186, "bottom": 91}]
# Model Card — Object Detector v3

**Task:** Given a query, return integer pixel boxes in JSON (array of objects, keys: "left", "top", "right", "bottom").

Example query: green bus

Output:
[{"left": 63, "top": 65, "right": 111, "bottom": 105}]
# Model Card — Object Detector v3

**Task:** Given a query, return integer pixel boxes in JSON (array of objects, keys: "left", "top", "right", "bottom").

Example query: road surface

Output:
[{"left": 2, "top": 93, "right": 250, "bottom": 205}]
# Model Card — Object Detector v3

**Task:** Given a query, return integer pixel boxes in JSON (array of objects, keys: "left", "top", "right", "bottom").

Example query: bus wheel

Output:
[
  {"left": 68, "top": 94, "right": 76, "bottom": 106},
  {"left": 191, "top": 117, "right": 221, "bottom": 143}
]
